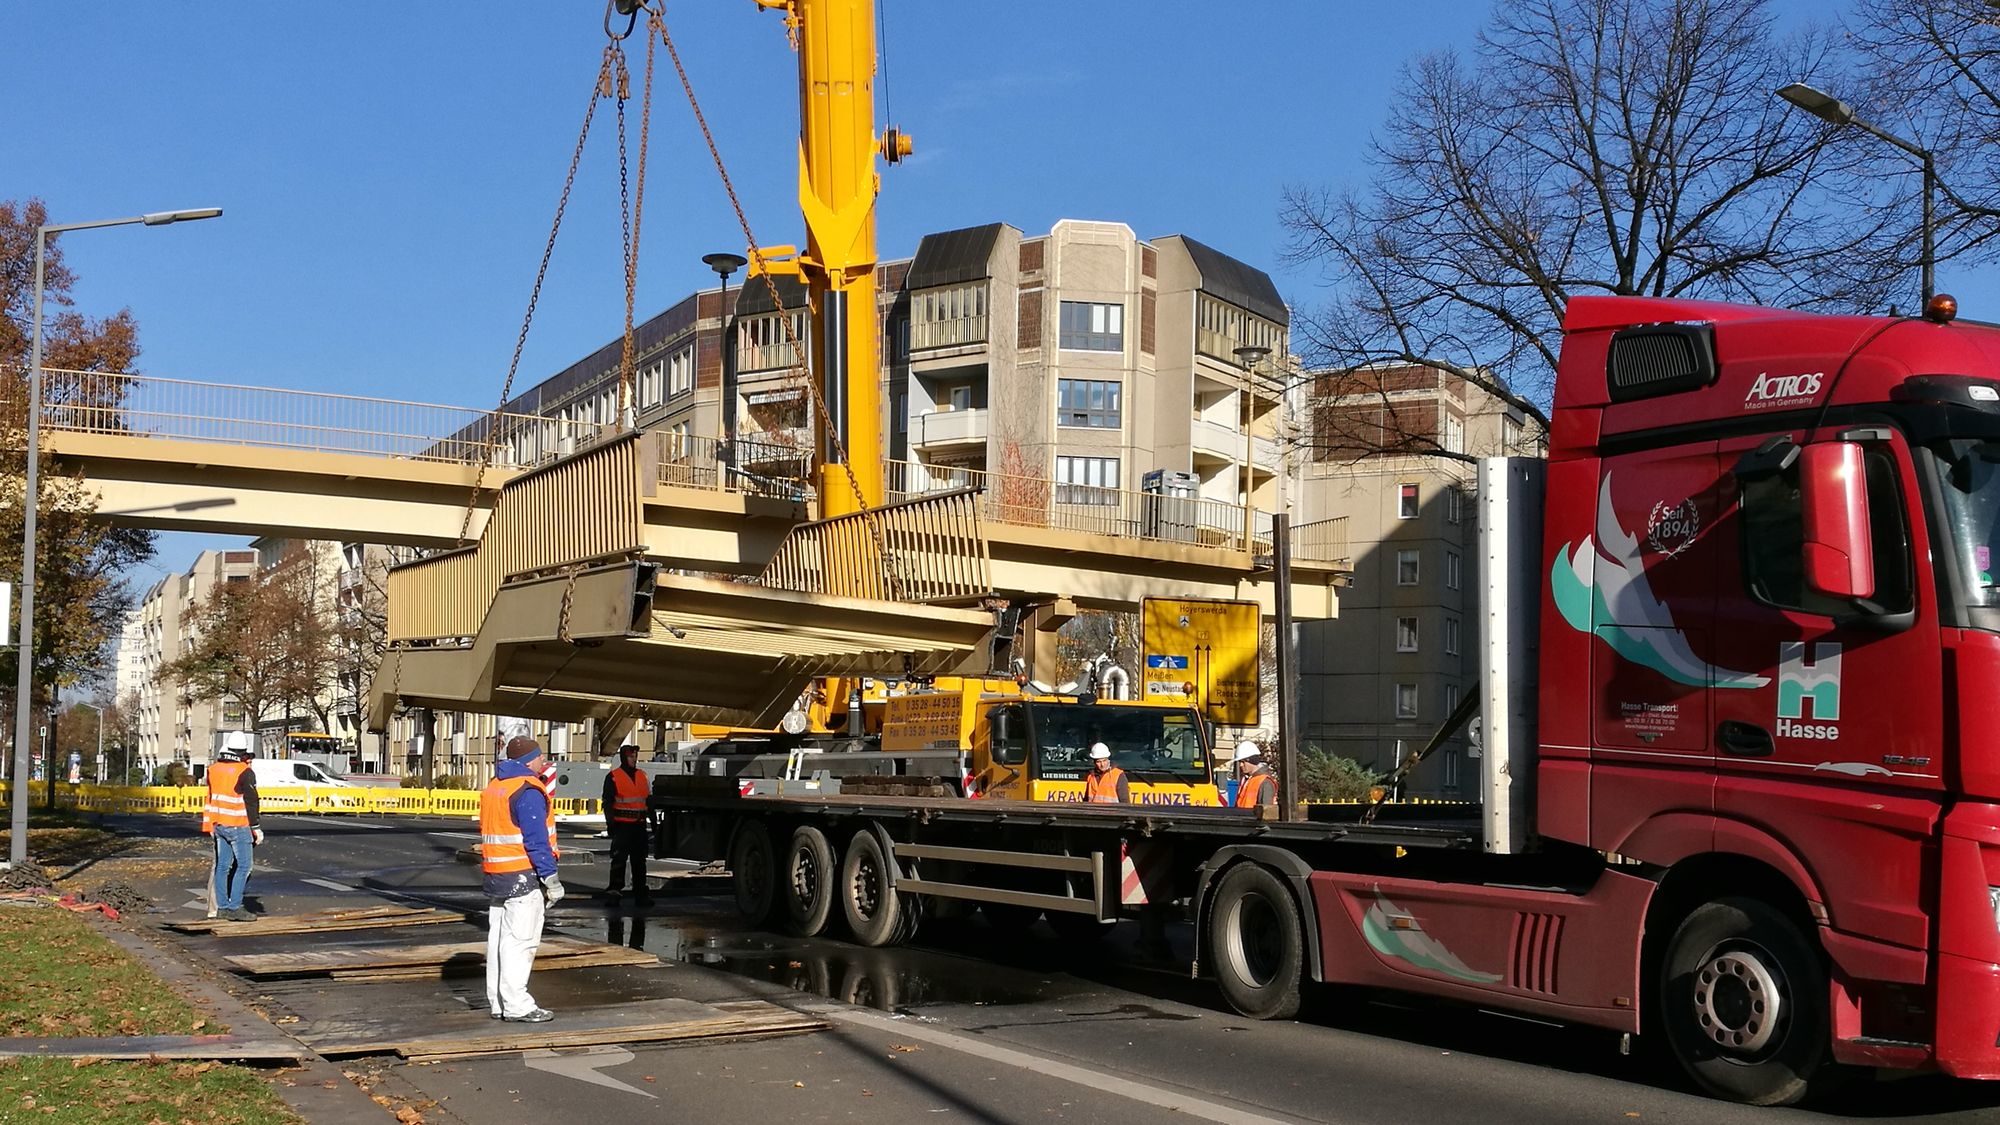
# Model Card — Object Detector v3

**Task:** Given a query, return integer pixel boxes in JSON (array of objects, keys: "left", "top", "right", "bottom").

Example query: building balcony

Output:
[
  {"left": 1190, "top": 417, "right": 1278, "bottom": 469},
  {"left": 910, "top": 408, "right": 989, "bottom": 452},
  {"left": 738, "top": 428, "right": 813, "bottom": 472}
]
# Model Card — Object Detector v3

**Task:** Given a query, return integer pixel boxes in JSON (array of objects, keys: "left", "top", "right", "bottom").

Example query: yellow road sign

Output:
[{"left": 1140, "top": 597, "right": 1260, "bottom": 726}]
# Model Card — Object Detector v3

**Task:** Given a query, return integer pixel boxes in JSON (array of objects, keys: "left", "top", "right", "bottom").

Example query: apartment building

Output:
[
  {"left": 112, "top": 610, "right": 144, "bottom": 707},
  {"left": 131, "top": 548, "right": 260, "bottom": 772},
  {"left": 388, "top": 217, "right": 1294, "bottom": 769},
  {"left": 1293, "top": 365, "right": 1545, "bottom": 798}
]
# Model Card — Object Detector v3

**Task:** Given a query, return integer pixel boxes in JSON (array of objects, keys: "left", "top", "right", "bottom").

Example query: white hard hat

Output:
[
  {"left": 1088, "top": 743, "right": 1111, "bottom": 760},
  {"left": 1232, "top": 740, "right": 1262, "bottom": 763},
  {"left": 222, "top": 731, "right": 253, "bottom": 755}
]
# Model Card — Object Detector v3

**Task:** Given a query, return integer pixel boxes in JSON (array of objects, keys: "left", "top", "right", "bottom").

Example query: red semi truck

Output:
[{"left": 654, "top": 293, "right": 2000, "bottom": 1105}]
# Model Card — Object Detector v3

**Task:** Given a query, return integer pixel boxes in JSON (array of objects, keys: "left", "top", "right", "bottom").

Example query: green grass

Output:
[
  {"left": 0, "top": 1057, "right": 300, "bottom": 1124},
  {"left": 0, "top": 908, "right": 210, "bottom": 1037}
]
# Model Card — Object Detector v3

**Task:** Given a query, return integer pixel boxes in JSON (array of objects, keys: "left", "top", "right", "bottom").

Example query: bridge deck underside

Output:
[{"left": 369, "top": 567, "right": 992, "bottom": 731}]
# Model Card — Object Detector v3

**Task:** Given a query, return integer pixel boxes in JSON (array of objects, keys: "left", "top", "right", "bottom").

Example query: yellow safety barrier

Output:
[{"left": 3, "top": 783, "right": 605, "bottom": 820}]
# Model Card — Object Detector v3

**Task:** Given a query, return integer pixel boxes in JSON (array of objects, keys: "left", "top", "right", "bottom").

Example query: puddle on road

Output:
[{"left": 544, "top": 906, "right": 1086, "bottom": 1013}]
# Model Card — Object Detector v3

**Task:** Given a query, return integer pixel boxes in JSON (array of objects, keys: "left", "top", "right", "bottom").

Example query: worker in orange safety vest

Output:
[
  {"left": 202, "top": 732, "right": 264, "bottom": 922},
  {"left": 1083, "top": 742, "right": 1130, "bottom": 803},
  {"left": 1231, "top": 740, "right": 1278, "bottom": 809},
  {"left": 601, "top": 741, "right": 652, "bottom": 906},
  {"left": 481, "top": 736, "right": 563, "bottom": 1023}
]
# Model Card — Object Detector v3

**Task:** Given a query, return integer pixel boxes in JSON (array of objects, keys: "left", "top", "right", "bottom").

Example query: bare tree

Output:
[
  {"left": 1848, "top": 0, "right": 2000, "bottom": 258},
  {"left": 1281, "top": 0, "right": 1909, "bottom": 415}
]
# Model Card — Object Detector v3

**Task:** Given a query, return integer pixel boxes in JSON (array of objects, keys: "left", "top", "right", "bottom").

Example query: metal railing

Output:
[
  {"left": 17, "top": 367, "right": 612, "bottom": 465},
  {"left": 885, "top": 459, "right": 1267, "bottom": 551},
  {"left": 760, "top": 488, "right": 991, "bottom": 604}
]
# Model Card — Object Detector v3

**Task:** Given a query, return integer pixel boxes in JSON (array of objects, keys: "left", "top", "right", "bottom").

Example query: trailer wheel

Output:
[
  {"left": 1660, "top": 897, "right": 1833, "bottom": 1106},
  {"left": 781, "top": 825, "right": 836, "bottom": 937},
  {"left": 839, "top": 830, "right": 904, "bottom": 947},
  {"left": 728, "top": 819, "right": 777, "bottom": 924},
  {"left": 1208, "top": 863, "right": 1303, "bottom": 1020}
]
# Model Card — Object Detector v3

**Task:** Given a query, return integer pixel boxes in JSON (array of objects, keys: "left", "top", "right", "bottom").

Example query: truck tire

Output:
[
  {"left": 729, "top": 818, "right": 777, "bottom": 925},
  {"left": 839, "top": 830, "right": 904, "bottom": 947},
  {"left": 1660, "top": 897, "right": 1834, "bottom": 1106},
  {"left": 781, "top": 825, "right": 836, "bottom": 937},
  {"left": 1208, "top": 862, "right": 1303, "bottom": 1020}
]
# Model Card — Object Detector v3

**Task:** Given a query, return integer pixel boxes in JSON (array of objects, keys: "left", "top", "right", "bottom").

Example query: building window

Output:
[
  {"left": 1444, "top": 747, "right": 1460, "bottom": 789},
  {"left": 1446, "top": 551, "right": 1462, "bottom": 590},
  {"left": 1059, "top": 301, "right": 1124, "bottom": 352},
  {"left": 1447, "top": 486, "right": 1465, "bottom": 524},
  {"left": 1194, "top": 293, "right": 1283, "bottom": 365},
  {"left": 1444, "top": 617, "right": 1460, "bottom": 656},
  {"left": 1504, "top": 417, "right": 1523, "bottom": 452},
  {"left": 1442, "top": 414, "right": 1466, "bottom": 455},
  {"left": 1445, "top": 683, "right": 1460, "bottom": 712},
  {"left": 1395, "top": 616, "right": 1419, "bottom": 653},
  {"left": 1399, "top": 483, "right": 1419, "bottom": 519},
  {"left": 1057, "top": 379, "right": 1122, "bottom": 428},
  {"left": 1055, "top": 455, "right": 1120, "bottom": 505},
  {"left": 1396, "top": 549, "right": 1420, "bottom": 586},
  {"left": 667, "top": 344, "right": 694, "bottom": 399},
  {"left": 910, "top": 283, "right": 988, "bottom": 350},
  {"left": 1394, "top": 683, "right": 1419, "bottom": 720}
]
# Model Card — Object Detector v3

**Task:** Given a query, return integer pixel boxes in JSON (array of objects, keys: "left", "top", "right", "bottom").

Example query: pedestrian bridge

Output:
[{"left": 30, "top": 366, "right": 1350, "bottom": 728}]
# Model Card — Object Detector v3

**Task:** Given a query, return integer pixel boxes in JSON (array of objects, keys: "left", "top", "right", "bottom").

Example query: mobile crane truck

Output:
[{"left": 653, "top": 292, "right": 2000, "bottom": 1105}]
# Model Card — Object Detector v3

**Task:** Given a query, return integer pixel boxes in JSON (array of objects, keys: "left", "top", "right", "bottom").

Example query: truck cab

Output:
[{"left": 972, "top": 696, "right": 1219, "bottom": 805}]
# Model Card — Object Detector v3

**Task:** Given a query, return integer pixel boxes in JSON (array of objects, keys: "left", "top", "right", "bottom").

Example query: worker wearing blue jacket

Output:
[{"left": 481, "top": 736, "right": 564, "bottom": 1023}]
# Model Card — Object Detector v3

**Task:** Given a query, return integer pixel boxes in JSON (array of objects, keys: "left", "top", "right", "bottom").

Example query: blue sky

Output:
[{"left": 4, "top": 0, "right": 1979, "bottom": 587}]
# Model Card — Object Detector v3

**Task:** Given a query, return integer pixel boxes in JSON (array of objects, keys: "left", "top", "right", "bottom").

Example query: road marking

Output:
[
  {"left": 429, "top": 831, "right": 481, "bottom": 840},
  {"left": 300, "top": 878, "right": 354, "bottom": 893},
  {"left": 523, "top": 1046, "right": 655, "bottom": 1098},
  {"left": 799, "top": 1004, "right": 1309, "bottom": 1125},
  {"left": 181, "top": 886, "right": 210, "bottom": 913},
  {"left": 269, "top": 814, "right": 398, "bottom": 830}
]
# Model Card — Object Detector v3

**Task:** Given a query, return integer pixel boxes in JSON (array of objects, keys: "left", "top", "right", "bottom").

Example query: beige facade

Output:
[
  {"left": 132, "top": 548, "right": 260, "bottom": 772},
  {"left": 1293, "top": 366, "right": 1544, "bottom": 798}
]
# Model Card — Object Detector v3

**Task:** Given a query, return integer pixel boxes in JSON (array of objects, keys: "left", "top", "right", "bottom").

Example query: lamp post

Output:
[
  {"left": 10, "top": 207, "right": 220, "bottom": 866},
  {"left": 704, "top": 252, "right": 749, "bottom": 487},
  {"left": 1778, "top": 83, "right": 1936, "bottom": 304}
]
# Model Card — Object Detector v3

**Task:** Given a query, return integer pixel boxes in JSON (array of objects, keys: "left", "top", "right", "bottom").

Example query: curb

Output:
[{"left": 93, "top": 917, "right": 398, "bottom": 1123}]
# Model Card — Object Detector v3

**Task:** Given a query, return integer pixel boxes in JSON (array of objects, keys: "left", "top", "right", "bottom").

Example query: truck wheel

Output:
[
  {"left": 1660, "top": 897, "right": 1834, "bottom": 1106},
  {"left": 839, "top": 830, "right": 904, "bottom": 947},
  {"left": 782, "top": 825, "right": 836, "bottom": 937},
  {"left": 729, "top": 819, "right": 777, "bottom": 924},
  {"left": 1208, "top": 863, "right": 1303, "bottom": 1020}
]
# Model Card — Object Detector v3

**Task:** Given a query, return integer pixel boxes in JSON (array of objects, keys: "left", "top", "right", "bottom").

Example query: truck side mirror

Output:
[
  {"left": 990, "top": 708, "right": 1026, "bottom": 766},
  {"left": 1801, "top": 441, "right": 1876, "bottom": 600}
]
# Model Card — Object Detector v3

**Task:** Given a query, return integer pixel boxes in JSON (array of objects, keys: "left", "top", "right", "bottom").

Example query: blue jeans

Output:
[{"left": 211, "top": 825, "right": 254, "bottom": 911}]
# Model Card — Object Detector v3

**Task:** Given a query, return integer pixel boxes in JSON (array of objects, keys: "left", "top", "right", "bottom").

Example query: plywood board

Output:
[
  {"left": 328, "top": 946, "right": 656, "bottom": 981},
  {"left": 170, "top": 905, "right": 461, "bottom": 937},
  {"left": 226, "top": 936, "right": 615, "bottom": 977},
  {"left": 302, "top": 998, "right": 820, "bottom": 1058},
  {"left": 0, "top": 1036, "right": 305, "bottom": 1062}
]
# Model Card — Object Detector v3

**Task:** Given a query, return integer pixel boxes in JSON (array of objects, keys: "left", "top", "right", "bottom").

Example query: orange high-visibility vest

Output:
[
  {"left": 609, "top": 767, "right": 649, "bottom": 824},
  {"left": 1234, "top": 771, "right": 1274, "bottom": 809},
  {"left": 1084, "top": 766, "right": 1126, "bottom": 803},
  {"left": 480, "top": 775, "right": 559, "bottom": 875},
  {"left": 203, "top": 761, "right": 251, "bottom": 832}
]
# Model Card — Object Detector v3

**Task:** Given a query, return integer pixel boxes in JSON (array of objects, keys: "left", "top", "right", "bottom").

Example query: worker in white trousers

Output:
[{"left": 479, "top": 736, "right": 564, "bottom": 1022}]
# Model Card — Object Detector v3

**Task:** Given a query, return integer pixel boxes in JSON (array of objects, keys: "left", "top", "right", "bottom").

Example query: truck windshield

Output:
[
  {"left": 1027, "top": 704, "right": 1207, "bottom": 780},
  {"left": 1932, "top": 438, "right": 2000, "bottom": 608}
]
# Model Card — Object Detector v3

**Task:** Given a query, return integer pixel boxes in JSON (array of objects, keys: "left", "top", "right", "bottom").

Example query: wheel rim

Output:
[
  {"left": 850, "top": 852, "right": 881, "bottom": 921},
  {"left": 1224, "top": 890, "right": 1283, "bottom": 987},
  {"left": 790, "top": 846, "right": 820, "bottom": 911},
  {"left": 1692, "top": 942, "right": 1788, "bottom": 1058},
  {"left": 739, "top": 838, "right": 769, "bottom": 907}
]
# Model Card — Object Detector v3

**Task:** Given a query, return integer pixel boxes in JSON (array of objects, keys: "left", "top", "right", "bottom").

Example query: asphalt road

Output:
[{"left": 138, "top": 814, "right": 2000, "bottom": 1124}]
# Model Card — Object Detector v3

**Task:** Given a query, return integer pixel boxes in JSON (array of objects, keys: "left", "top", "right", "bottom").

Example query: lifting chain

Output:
[{"left": 456, "top": 45, "right": 617, "bottom": 545}]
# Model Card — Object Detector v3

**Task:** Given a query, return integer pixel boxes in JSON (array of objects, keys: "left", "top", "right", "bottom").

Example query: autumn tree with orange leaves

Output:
[{"left": 0, "top": 198, "right": 156, "bottom": 750}]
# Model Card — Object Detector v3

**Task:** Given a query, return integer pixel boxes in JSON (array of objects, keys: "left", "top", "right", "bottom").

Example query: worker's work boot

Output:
[{"left": 503, "top": 1008, "right": 554, "bottom": 1023}]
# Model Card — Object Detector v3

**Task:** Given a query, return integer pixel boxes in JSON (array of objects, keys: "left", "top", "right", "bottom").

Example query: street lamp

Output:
[
  {"left": 10, "top": 207, "right": 220, "bottom": 866},
  {"left": 704, "top": 252, "right": 749, "bottom": 487},
  {"left": 1777, "top": 82, "right": 1936, "bottom": 304}
]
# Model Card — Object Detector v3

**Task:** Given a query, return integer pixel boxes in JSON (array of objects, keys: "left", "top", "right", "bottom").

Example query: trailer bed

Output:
[{"left": 650, "top": 789, "right": 1481, "bottom": 850}]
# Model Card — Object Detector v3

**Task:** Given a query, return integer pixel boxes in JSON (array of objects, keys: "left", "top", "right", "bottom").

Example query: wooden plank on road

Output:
[
  {"left": 303, "top": 998, "right": 821, "bottom": 1058},
  {"left": 0, "top": 1035, "right": 306, "bottom": 1062},
  {"left": 169, "top": 906, "right": 462, "bottom": 937},
  {"left": 225, "top": 936, "right": 640, "bottom": 977}
]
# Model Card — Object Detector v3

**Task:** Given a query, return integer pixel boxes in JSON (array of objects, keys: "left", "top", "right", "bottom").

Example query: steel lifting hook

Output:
[{"left": 605, "top": 0, "right": 643, "bottom": 40}]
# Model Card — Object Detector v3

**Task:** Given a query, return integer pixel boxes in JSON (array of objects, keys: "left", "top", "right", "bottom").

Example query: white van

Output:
[{"left": 248, "top": 758, "right": 357, "bottom": 790}]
